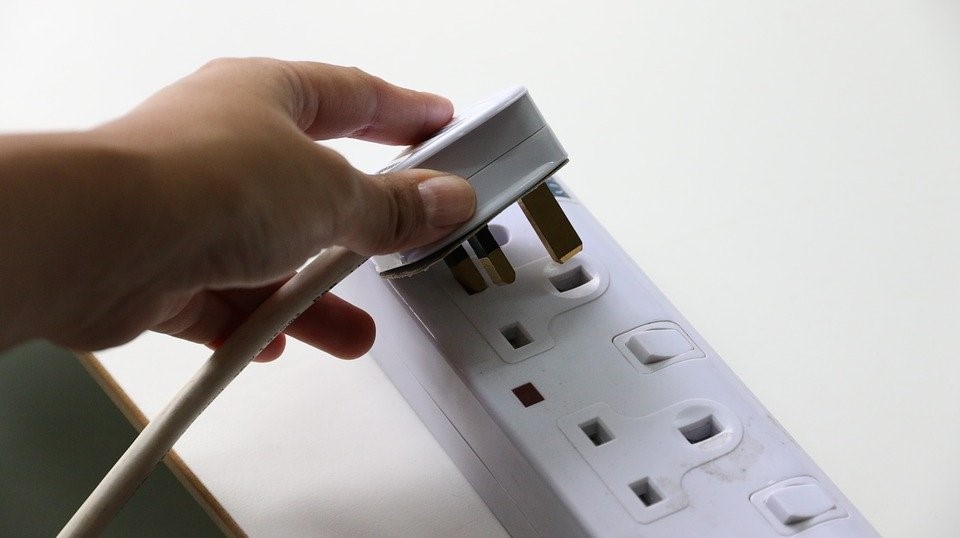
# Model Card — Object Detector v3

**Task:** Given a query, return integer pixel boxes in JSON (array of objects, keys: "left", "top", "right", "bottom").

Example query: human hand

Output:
[{"left": 0, "top": 58, "right": 475, "bottom": 359}]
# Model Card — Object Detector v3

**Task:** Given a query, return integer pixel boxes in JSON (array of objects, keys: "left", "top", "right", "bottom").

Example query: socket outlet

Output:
[
  {"left": 336, "top": 177, "right": 878, "bottom": 537},
  {"left": 558, "top": 399, "right": 743, "bottom": 524},
  {"left": 434, "top": 247, "right": 608, "bottom": 363}
]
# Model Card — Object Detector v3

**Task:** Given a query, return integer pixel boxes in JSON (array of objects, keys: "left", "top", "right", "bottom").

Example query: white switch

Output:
[
  {"left": 625, "top": 329, "right": 693, "bottom": 364},
  {"left": 765, "top": 484, "right": 836, "bottom": 525}
]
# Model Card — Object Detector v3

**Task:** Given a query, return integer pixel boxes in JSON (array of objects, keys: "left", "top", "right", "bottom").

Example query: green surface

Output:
[{"left": 0, "top": 341, "right": 222, "bottom": 536}]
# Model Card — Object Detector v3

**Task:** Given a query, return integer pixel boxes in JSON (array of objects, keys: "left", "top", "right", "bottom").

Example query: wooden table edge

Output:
[{"left": 76, "top": 351, "right": 245, "bottom": 537}]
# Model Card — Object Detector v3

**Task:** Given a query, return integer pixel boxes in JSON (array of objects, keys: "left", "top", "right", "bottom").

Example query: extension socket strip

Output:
[{"left": 336, "top": 177, "right": 879, "bottom": 537}]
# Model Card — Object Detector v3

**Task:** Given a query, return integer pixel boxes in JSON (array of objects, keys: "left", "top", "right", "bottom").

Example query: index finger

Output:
[{"left": 284, "top": 61, "right": 453, "bottom": 145}]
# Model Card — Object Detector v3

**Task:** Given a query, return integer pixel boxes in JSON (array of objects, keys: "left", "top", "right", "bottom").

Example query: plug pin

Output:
[
  {"left": 519, "top": 182, "right": 583, "bottom": 263},
  {"left": 468, "top": 225, "right": 516, "bottom": 285},
  {"left": 444, "top": 245, "right": 488, "bottom": 295}
]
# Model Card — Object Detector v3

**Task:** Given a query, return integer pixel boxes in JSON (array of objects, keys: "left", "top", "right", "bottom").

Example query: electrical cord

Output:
[{"left": 59, "top": 246, "right": 367, "bottom": 537}]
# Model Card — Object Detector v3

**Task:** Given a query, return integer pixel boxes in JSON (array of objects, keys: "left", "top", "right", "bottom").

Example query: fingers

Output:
[
  {"left": 151, "top": 290, "right": 288, "bottom": 362},
  {"left": 280, "top": 293, "right": 375, "bottom": 360},
  {"left": 280, "top": 63, "right": 475, "bottom": 254},
  {"left": 152, "top": 283, "right": 375, "bottom": 361},
  {"left": 145, "top": 58, "right": 450, "bottom": 145},
  {"left": 283, "top": 61, "right": 453, "bottom": 144},
  {"left": 214, "top": 282, "right": 375, "bottom": 359},
  {"left": 333, "top": 168, "right": 477, "bottom": 255}
]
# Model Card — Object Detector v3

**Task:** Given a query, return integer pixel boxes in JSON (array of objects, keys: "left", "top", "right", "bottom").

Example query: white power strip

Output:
[{"left": 337, "top": 177, "right": 879, "bottom": 537}]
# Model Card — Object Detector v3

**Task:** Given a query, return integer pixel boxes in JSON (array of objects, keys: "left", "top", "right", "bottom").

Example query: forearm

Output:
[{"left": 0, "top": 131, "right": 183, "bottom": 350}]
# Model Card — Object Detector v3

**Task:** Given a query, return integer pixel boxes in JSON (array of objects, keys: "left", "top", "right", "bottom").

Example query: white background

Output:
[{"left": 2, "top": 1, "right": 959, "bottom": 536}]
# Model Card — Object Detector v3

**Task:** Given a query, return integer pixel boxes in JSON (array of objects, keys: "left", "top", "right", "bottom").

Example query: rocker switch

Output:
[
  {"left": 766, "top": 484, "right": 837, "bottom": 525},
  {"left": 626, "top": 329, "right": 693, "bottom": 364}
]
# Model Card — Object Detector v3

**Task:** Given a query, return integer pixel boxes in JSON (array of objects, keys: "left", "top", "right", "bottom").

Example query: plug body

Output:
[
  {"left": 373, "top": 86, "right": 567, "bottom": 278},
  {"left": 338, "top": 178, "right": 878, "bottom": 537}
]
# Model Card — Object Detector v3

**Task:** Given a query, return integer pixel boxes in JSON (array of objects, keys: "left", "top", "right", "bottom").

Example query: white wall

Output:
[{"left": 2, "top": 1, "right": 958, "bottom": 536}]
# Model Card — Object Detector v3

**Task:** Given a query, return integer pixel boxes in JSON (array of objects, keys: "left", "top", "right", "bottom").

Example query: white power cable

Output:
[{"left": 59, "top": 246, "right": 367, "bottom": 537}]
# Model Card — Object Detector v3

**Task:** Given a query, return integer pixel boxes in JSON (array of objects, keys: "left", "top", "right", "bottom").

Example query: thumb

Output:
[{"left": 337, "top": 169, "right": 476, "bottom": 255}]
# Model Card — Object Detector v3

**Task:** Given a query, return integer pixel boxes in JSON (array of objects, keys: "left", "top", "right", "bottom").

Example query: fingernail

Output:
[{"left": 418, "top": 175, "right": 475, "bottom": 228}]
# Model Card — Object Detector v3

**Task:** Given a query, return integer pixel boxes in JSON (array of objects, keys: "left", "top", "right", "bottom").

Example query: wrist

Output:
[{"left": 0, "top": 129, "right": 184, "bottom": 349}]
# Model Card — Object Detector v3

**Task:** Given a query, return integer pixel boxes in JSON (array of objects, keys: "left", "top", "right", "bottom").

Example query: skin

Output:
[{"left": 0, "top": 58, "right": 476, "bottom": 361}]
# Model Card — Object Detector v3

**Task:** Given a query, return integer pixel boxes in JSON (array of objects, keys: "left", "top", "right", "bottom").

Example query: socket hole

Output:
[
  {"left": 487, "top": 224, "right": 510, "bottom": 247},
  {"left": 679, "top": 414, "right": 721, "bottom": 444},
  {"left": 630, "top": 478, "right": 663, "bottom": 507},
  {"left": 512, "top": 382, "right": 544, "bottom": 407},
  {"left": 501, "top": 322, "right": 533, "bottom": 349},
  {"left": 548, "top": 264, "right": 593, "bottom": 293},
  {"left": 579, "top": 419, "right": 613, "bottom": 446}
]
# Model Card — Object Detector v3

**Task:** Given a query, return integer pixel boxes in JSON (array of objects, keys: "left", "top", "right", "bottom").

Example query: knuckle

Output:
[
  {"left": 345, "top": 65, "right": 372, "bottom": 80},
  {"left": 275, "top": 62, "right": 311, "bottom": 126},
  {"left": 199, "top": 56, "right": 240, "bottom": 72}
]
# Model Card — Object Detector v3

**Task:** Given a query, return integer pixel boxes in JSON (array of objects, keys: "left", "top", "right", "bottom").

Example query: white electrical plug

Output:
[{"left": 375, "top": 85, "right": 568, "bottom": 277}]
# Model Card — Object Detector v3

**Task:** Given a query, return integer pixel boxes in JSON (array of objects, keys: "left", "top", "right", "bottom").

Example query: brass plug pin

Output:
[
  {"left": 468, "top": 225, "right": 516, "bottom": 285},
  {"left": 519, "top": 181, "right": 583, "bottom": 263},
  {"left": 443, "top": 245, "right": 488, "bottom": 295}
]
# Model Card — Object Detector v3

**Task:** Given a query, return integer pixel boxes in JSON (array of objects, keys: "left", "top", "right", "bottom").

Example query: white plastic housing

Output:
[
  {"left": 372, "top": 86, "right": 567, "bottom": 277},
  {"left": 337, "top": 178, "right": 878, "bottom": 537}
]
